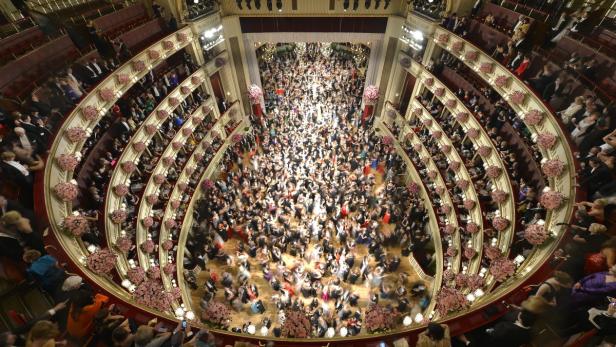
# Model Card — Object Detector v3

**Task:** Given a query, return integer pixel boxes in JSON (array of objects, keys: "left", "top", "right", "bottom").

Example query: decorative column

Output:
[{"left": 362, "top": 85, "right": 379, "bottom": 126}]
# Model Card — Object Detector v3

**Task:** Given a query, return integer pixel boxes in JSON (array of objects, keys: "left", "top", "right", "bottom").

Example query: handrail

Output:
[
  {"left": 104, "top": 68, "right": 206, "bottom": 290},
  {"left": 376, "top": 120, "right": 442, "bottom": 322},
  {"left": 408, "top": 100, "right": 484, "bottom": 278},
  {"left": 43, "top": 26, "right": 194, "bottom": 318},
  {"left": 432, "top": 27, "right": 577, "bottom": 306}
]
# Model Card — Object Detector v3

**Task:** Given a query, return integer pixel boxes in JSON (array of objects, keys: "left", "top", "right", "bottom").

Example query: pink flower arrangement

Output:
[
  {"left": 146, "top": 194, "right": 158, "bottom": 205},
  {"left": 484, "top": 245, "right": 502, "bottom": 261},
  {"left": 170, "top": 200, "right": 181, "bottom": 209},
  {"left": 281, "top": 310, "right": 312, "bottom": 337},
  {"left": 442, "top": 144, "right": 452, "bottom": 153},
  {"left": 490, "top": 257, "right": 516, "bottom": 282},
  {"left": 162, "top": 156, "right": 174, "bottom": 167},
  {"left": 248, "top": 84, "right": 263, "bottom": 103},
  {"left": 202, "top": 302, "right": 232, "bottom": 329},
  {"left": 169, "top": 287, "right": 181, "bottom": 299},
  {"left": 171, "top": 141, "right": 182, "bottom": 150},
  {"left": 452, "top": 41, "right": 464, "bottom": 53},
  {"left": 195, "top": 153, "right": 204, "bottom": 161},
  {"left": 191, "top": 76, "right": 201, "bottom": 85},
  {"left": 466, "top": 221, "right": 479, "bottom": 234},
  {"left": 491, "top": 216, "right": 509, "bottom": 231},
  {"left": 134, "top": 280, "right": 172, "bottom": 312},
  {"left": 147, "top": 266, "right": 161, "bottom": 279},
  {"left": 65, "top": 127, "right": 87, "bottom": 143},
  {"left": 540, "top": 190, "right": 564, "bottom": 210},
  {"left": 178, "top": 182, "right": 188, "bottom": 191},
  {"left": 145, "top": 124, "right": 157, "bottom": 135},
  {"left": 116, "top": 73, "right": 130, "bottom": 85},
  {"left": 444, "top": 224, "right": 456, "bottom": 235},
  {"left": 467, "top": 128, "right": 479, "bottom": 139},
  {"left": 464, "top": 50, "right": 478, "bottom": 61},
  {"left": 164, "top": 219, "right": 176, "bottom": 229},
  {"left": 440, "top": 204, "right": 452, "bottom": 214},
  {"left": 455, "top": 273, "right": 468, "bottom": 288},
  {"left": 413, "top": 143, "right": 422, "bottom": 151},
  {"left": 363, "top": 85, "right": 380, "bottom": 103},
  {"left": 434, "top": 88, "right": 445, "bottom": 97},
  {"left": 491, "top": 189, "right": 508, "bottom": 203},
  {"left": 479, "top": 62, "right": 494, "bottom": 74},
  {"left": 449, "top": 161, "right": 461, "bottom": 171},
  {"left": 162, "top": 40, "right": 174, "bottom": 50},
  {"left": 232, "top": 133, "right": 243, "bottom": 143},
  {"left": 524, "top": 109, "right": 544, "bottom": 126},
  {"left": 62, "top": 214, "right": 89, "bottom": 236},
  {"left": 478, "top": 145, "right": 491, "bottom": 157},
  {"left": 82, "top": 105, "right": 98, "bottom": 121},
  {"left": 425, "top": 78, "right": 435, "bottom": 87},
  {"left": 192, "top": 117, "right": 203, "bottom": 125},
  {"left": 201, "top": 179, "right": 214, "bottom": 190},
  {"left": 127, "top": 266, "right": 146, "bottom": 284},
  {"left": 463, "top": 199, "right": 476, "bottom": 210},
  {"left": 456, "top": 112, "right": 469, "bottom": 123},
  {"left": 99, "top": 88, "right": 115, "bottom": 102},
  {"left": 421, "top": 156, "right": 430, "bottom": 165},
  {"left": 464, "top": 247, "right": 477, "bottom": 260},
  {"left": 121, "top": 161, "right": 137, "bottom": 174},
  {"left": 466, "top": 274, "right": 485, "bottom": 291},
  {"left": 113, "top": 184, "right": 129, "bottom": 197},
  {"left": 169, "top": 97, "right": 179, "bottom": 106},
  {"left": 364, "top": 305, "right": 399, "bottom": 333},
  {"left": 140, "top": 240, "right": 155, "bottom": 253},
  {"left": 486, "top": 165, "right": 502, "bottom": 179},
  {"left": 132, "top": 60, "right": 146, "bottom": 72},
  {"left": 132, "top": 141, "right": 146, "bottom": 152},
  {"left": 494, "top": 75, "right": 509, "bottom": 88},
  {"left": 524, "top": 224, "right": 549, "bottom": 245},
  {"left": 435, "top": 186, "right": 445, "bottom": 195},
  {"left": 115, "top": 236, "right": 132, "bottom": 253},
  {"left": 437, "top": 33, "right": 450, "bottom": 44},
  {"left": 163, "top": 263, "right": 175, "bottom": 275},
  {"left": 53, "top": 182, "right": 79, "bottom": 202},
  {"left": 185, "top": 166, "right": 195, "bottom": 175},
  {"left": 433, "top": 131, "right": 443, "bottom": 139},
  {"left": 156, "top": 109, "right": 168, "bottom": 120},
  {"left": 86, "top": 248, "right": 117, "bottom": 275},
  {"left": 110, "top": 209, "right": 127, "bottom": 224},
  {"left": 176, "top": 32, "right": 188, "bottom": 42},
  {"left": 443, "top": 269, "right": 455, "bottom": 283},
  {"left": 446, "top": 246, "right": 458, "bottom": 257},
  {"left": 180, "top": 86, "right": 191, "bottom": 94},
  {"left": 436, "top": 287, "right": 468, "bottom": 316},
  {"left": 542, "top": 159, "right": 565, "bottom": 177},
  {"left": 456, "top": 179, "right": 469, "bottom": 190},
  {"left": 56, "top": 153, "right": 79, "bottom": 171},
  {"left": 508, "top": 90, "right": 526, "bottom": 105},
  {"left": 182, "top": 128, "right": 193, "bottom": 136},
  {"left": 428, "top": 170, "right": 438, "bottom": 179},
  {"left": 162, "top": 239, "right": 174, "bottom": 251},
  {"left": 423, "top": 119, "right": 433, "bottom": 127},
  {"left": 445, "top": 99, "right": 457, "bottom": 108},
  {"left": 153, "top": 174, "right": 165, "bottom": 184},
  {"left": 537, "top": 132, "right": 557, "bottom": 149},
  {"left": 142, "top": 216, "right": 154, "bottom": 228},
  {"left": 148, "top": 49, "right": 160, "bottom": 60}
]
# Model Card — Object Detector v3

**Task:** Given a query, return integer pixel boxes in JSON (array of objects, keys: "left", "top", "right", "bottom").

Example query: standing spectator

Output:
[{"left": 416, "top": 323, "right": 451, "bottom": 347}]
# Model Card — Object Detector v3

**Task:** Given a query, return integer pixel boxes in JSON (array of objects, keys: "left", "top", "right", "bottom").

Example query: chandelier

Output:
[
  {"left": 320, "top": 42, "right": 332, "bottom": 58},
  {"left": 351, "top": 43, "right": 367, "bottom": 66},
  {"left": 295, "top": 42, "right": 306, "bottom": 56},
  {"left": 261, "top": 43, "right": 276, "bottom": 62}
]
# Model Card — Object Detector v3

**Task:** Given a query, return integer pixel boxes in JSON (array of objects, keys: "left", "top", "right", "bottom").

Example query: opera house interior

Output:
[{"left": 0, "top": 0, "right": 615, "bottom": 346}]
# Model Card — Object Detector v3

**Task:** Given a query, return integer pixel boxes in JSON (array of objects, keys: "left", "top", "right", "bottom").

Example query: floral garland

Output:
[
  {"left": 132, "top": 141, "right": 146, "bottom": 152},
  {"left": 62, "top": 214, "right": 89, "bottom": 236},
  {"left": 134, "top": 280, "right": 172, "bottom": 312},
  {"left": 537, "top": 132, "right": 557, "bottom": 149},
  {"left": 364, "top": 305, "right": 399, "bottom": 333},
  {"left": 110, "top": 209, "right": 127, "bottom": 224},
  {"left": 65, "top": 127, "right": 87, "bottom": 143},
  {"left": 281, "top": 310, "right": 312, "bottom": 338},
  {"left": 436, "top": 287, "right": 468, "bottom": 316},
  {"left": 490, "top": 189, "right": 508, "bottom": 204},
  {"left": 99, "top": 88, "right": 115, "bottom": 102},
  {"left": 86, "top": 248, "right": 117, "bottom": 275},
  {"left": 540, "top": 190, "right": 564, "bottom": 210},
  {"left": 115, "top": 236, "right": 132, "bottom": 253},
  {"left": 466, "top": 221, "right": 479, "bottom": 234},
  {"left": 486, "top": 165, "right": 502, "bottom": 179},
  {"left": 141, "top": 240, "right": 155, "bottom": 253},
  {"left": 54, "top": 181, "right": 79, "bottom": 202},
  {"left": 363, "top": 85, "right": 379, "bottom": 103},
  {"left": 494, "top": 75, "right": 509, "bottom": 88},
  {"left": 201, "top": 302, "right": 232, "bottom": 329},
  {"left": 523, "top": 109, "right": 544, "bottom": 126},
  {"left": 541, "top": 159, "right": 565, "bottom": 177},
  {"left": 492, "top": 216, "right": 509, "bottom": 231},
  {"left": 82, "top": 105, "right": 99, "bottom": 121},
  {"left": 127, "top": 266, "right": 146, "bottom": 284},
  {"left": 524, "top": 224, "right": 549, "bottom": 245},
  {"left": 56, "top": 153, "right": 79, "bottom": 171},
  {"left": 489, "top": 257, "right": 516, "bottom": 282}
]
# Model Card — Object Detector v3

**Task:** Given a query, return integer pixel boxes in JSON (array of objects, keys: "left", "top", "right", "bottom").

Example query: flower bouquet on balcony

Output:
[
  {"left": 490, "top": 189, "right": 508, "bottom": 204},
  {"left": 162, "top": 239, "right": 174, "bottom": 251},
  {"left": 424, "top": 77, "right": 434, "bottom": 87},
  {"left": 153, "top": 174, "right": 166, "bottom": 185},
  {"left": 54, "top": 181, "right": 79, "bottom": 202},
  {"left": 147, "top": 266, "right": 161, "bottom": 279},
  {"left": 142, "top": 216, "right": 154, "bottom": 228},
  {"left": 524, "top": 224, "right": 549, "bottom": 245},
  {"left": 436, "top": 287, "right": 468, "bottom": 316},
  {"left": 467, "top": 128, "right": 479, "bottom": 139},
  {"left": 466, "top": 221, "right": 479, "bottom": 234},
  {"left": 442, "top": 144, "right": 452, "bottom": 153},
  {"left": 456, "top": 179, "right": 469, "bottom": 190},
  {"left": 446, "top": 246, "right": 458, "bottom": 257},
  {"left": 162, "top": 40, "right": 174, "bottom": 50},
  {"left": 62, "top": 214, "right": 89, "bottom": 237},
  {"left": 434, "top": 88, "right": 445, "bottom": 97},
  {"left": 456, "top": 112, "right": 469, "bottom": 123},
  {"left": 477, "top": 145, "right": 491, "bottom": 157},
  {"left": 86, "top": 248, "right": 117, "bottom": 276},
  {"left": 433, "top": 131, "right": 443, "bottom": 139},
  {"left": 540, "top": 190, "right": 564, "bottom": 210},
  {"left": 115, "top": 236, "right": 132, "bottom": 253},
  {"left": 141, "top": 240, "right": 155, "bottom": 254},
  {"left": 127, "top": 266, "right": 145, "bottom": 284},
  {"left": 134, "top": 280, "right": 172, "bottom": 311},
  {"left": 121, "top": 161, "right": 137, "bottom": 174},
  {"left": 489, "top": 257, "right": 515, "bottom": 282},
  {"left": 508, "top": 90, "right": 526, "bottom": 105},
  {"left": 448, "top": 161, "right": 460, "bottom": 171},
  {"left": 479, "top": 62, "right": 494, "bottom": 74},
  {"left": 201, "top": 301, "right": 232, "bottom": 329},
  {"left": 110, "top": 209, "right": 127, "bottom": 224},
  {"left": 164, "top": 219, "right": 177, "bottom": 229},
  {"left": 99, "top": 88, "right": 115, "bottom": 102},
  {"left": 364, "top": 305, "right": 399, "bottom": 334},
  {"left": 133, "top": 141, "right": 146, "bottom": 152},
  {"left": 491, "top": 216, "right": 509, "bottom": 231},
  {"left": 82, "top": 105, "right": 99, "bottom": 121},
  {"left": 464, "top": 50, "right": 478, "bottom": 61},
  {"left": 65, "top": 126, "right": 88, "bottom": 143},
  {"left": 407, "top": 181, "right": 420, "bottom": 195},
  {"left": 523, "top": 109, "right": 544, "bottom": 126},
  {"left": 486, "top": 165, "right": 502, "bottom": 179},
  {"left": 451, "top": 41, "right": 464, "bottom": 53},
  {"left": 463, "top": 199, "right": 476, "bottom": 210},
  {"left": 444, "top": 224, "right": 456, "bottom": 235},
  {"left": 248, "top": 84, "right": 263, "bottom": 104},
  {"left": 484, "top": 245, "right": 502, "bottom": 261},
  {"left": 163, "top": 263, "right": 175, "bottom": 275},
  {"left": 201, "top": 179, "right": 214, "bottom": 190},
  {"left": 191, "top": 76, "right": 201, "bottom": 85},
  {"left": 537, "top": 132, "right": 557, "bottom": 149},
  {"left": 56, "top": 153, "right": 79, "bottom": 171},
  {"left": 363, "top": 85, "right": 379, "bottom": 105},
  {"left": 156, "top": 109, "right": 168, "bottom": 120},
  {"left": 180, "top": 86, "right": 191, "bottom": 95},
  {"left": 437, "top": 33, "right": 450, "bottom": 45},
  {"left": 132, "top": 60, "right": 146, "bottom": 72},
  {"left": 148, "top": 49, "right": 161, "bottom": 60},
  {"left": 494, "top": 75, "right": 509, "bottom": 88},
  {"left": 169, "top": 97, "right": 180, "bottom": 107},
  {"left": 455, "top": 273, "right": 468, "bottom": 288},
  {"left": 464, "top": 247, "right": 477, "bottom": 260},
  {"left": 116, "top": 73, "right": 130, "bottom": 85},
  {"left": 232, "top": 134, "right": 243, "bottom": 143},
  {"left": 466, "top": 274, "right": 485, "bottom": 291},
  {"left": 541, "top": 159, "right": 565, "bottom": 178},
  {"left": 113, "top": 184, "right": 129, "bottom": 197}
]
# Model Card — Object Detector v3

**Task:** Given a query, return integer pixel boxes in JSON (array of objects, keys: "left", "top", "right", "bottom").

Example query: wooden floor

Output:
[{"left": 189, "top": 153, "right": 423, "bottom": 336}]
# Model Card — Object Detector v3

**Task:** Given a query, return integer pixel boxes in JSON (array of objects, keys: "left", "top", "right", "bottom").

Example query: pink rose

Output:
[
  {"left": 65, "top": 127, "right": 87, "bottom": 143},
  {"left": 110, "top": 209, "right": 127, "bottom": 224},
  {"left": 524, "top": 224, "right": 549, "bottom": 245},
  {"left": 490, "top": 257, "right": 515, "bottom": 282},
  {"left": 140, "top": 240, "right": 155, "bottom": 253},
  {"left": 466, "top": 221, "right": 479, "bottom": 234},
  {"left": 492, "top": 216, "right": 509, "bottom": 231},
  {"left": 62, "top": 214, "right": 89, "bottom": 236},
  {"left": 56, "top": 153, "right": 79, "bottom": 171},
  {"left": 99, "top": 88, "right": 115, "bottom": 102},
  {"left": 82, "top": 105, "right": 98, "bottom": 121},
  {"left": 540, "top": 190, "right": 564, "bottom": 210},
  {"left": 537, "top": 132, "right": 557, "bottom": 149},
  {"left": 170, "top": 200, "right": 181, "bottom": 209},
  {"left": 541, "top": 159, "right": 565, "bottom": 177},
  {"left": 113, "top": 184, "right": 129, "bottom": 197},
  {"left": 86, "top": 248, "right": 117, "bottom": 275},
  {"left": 53, "top": 182, "right": 79, "bottom": 202},
  {"left": 142, "top": 216, "right": 154, "bottom": 228},
  {"left": 115, "top": 236, "right": 132, "bottom": 253},
  {"left": 132, "top": 60, "right": 145, "bottom": 72},
  {"left": 491, "top": 189, "right": 508, "bottom": 203}
]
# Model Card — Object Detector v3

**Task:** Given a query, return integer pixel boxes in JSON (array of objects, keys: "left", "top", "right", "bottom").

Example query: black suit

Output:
[{"left": 580, "top": 164, "right": 613, "bottom": 197}]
